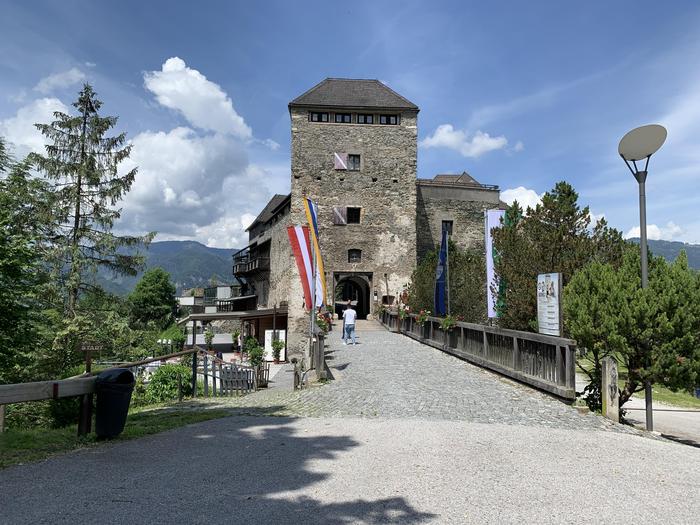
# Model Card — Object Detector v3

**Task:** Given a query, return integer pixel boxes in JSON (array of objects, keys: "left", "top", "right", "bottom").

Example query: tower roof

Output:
[{"left": 289, "top": 78, "right": 419, "bottom": 111}]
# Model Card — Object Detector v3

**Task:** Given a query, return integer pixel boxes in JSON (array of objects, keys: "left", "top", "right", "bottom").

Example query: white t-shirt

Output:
[{"left": 343, "top": 308, "right": 357, "bottom": 325}]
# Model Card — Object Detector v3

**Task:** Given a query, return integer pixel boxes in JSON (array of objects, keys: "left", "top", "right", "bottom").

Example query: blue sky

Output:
[{"left": 1, "top": 1, "right": 699, "bottom": 246}]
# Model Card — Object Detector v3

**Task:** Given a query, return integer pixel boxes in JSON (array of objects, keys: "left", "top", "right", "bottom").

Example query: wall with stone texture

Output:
[
  {"left": 285, "top": 107, "right": 418, "bottom": 356},
  {"left": 416, "top": 183, "right": 501, "bottom": 261}
]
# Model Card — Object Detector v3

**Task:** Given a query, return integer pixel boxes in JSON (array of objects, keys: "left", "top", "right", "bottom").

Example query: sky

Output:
[{"left": 1, "top": 1, "right": 699, "bottom": 247}]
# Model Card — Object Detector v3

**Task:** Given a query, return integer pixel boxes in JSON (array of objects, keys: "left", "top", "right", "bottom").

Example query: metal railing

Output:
[{"left": 380, "top": 310, "right": 577, "bottom": 401}]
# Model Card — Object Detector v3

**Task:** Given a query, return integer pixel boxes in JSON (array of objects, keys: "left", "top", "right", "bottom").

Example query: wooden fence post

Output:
[
  {"left": 513, "top": 337, "right": 520, "bottom": 372},
  {"left": 203, "top": 354, "right": 209, "bottom": 397},
  {"left": 0, "top": 404, "right": 5, "bottom": 433},
  {"left": 191, "top": 351, "right": 197, "bottom": 398}
]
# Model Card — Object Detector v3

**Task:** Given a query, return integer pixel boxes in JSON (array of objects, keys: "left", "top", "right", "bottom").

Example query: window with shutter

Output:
[
  {"left": 334, "top": 152, "right": 348, "bottom": 170},
  {"left": 332, "top": 207, "right": 347, "bottom": 225}
]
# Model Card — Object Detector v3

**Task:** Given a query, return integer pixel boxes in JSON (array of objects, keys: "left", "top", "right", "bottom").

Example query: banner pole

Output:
[{"left": 446, "top": 231, "right": 450, "bottom": 316}]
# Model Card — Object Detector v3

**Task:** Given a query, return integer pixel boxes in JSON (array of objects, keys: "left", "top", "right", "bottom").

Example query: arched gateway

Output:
[{"left": 334, "top": 273, "right": 371, "bottom": 320}]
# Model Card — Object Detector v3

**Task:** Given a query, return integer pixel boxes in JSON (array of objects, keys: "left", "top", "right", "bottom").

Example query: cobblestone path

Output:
[{"left": 199, "top": 322, "right": 627, "bottom": 432}]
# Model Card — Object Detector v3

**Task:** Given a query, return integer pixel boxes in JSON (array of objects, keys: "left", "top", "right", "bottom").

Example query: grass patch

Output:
[
  {"left": 577, "top": 356, "right": 700, "bottom": 408},
  {"left": 633, "top": 385, "right": 700, "bottom": 409},
  {"left": 0, "top": 404, "right": 230, "bottom": 470}
]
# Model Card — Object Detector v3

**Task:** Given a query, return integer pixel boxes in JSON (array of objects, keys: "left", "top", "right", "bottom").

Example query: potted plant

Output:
[
  {"left": 416, "top": 309, "right": 431, "bottom": 340},
  {"left": 271, "top": 339, "right": 285, "bottom": 364},
  {"left": 315, "top": 312, "right": 329, "bottom": 333},
  {"left": 204, "top": 326, "right": 215, "bottom": 351}
]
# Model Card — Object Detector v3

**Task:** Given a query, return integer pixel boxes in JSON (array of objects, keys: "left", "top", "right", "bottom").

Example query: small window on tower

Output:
[
  {"left": 379, "top": 114, "right": 399, "bottom": 125},
  {"left": 347, "top": 154, "right": 361, "bottom": 171},
  {"left": 348, "top": 249, "right": 362, "bottom": 263},
  {"left": 442, "top": 220, "right": 453, "bottom": 235},
  {"left": 334, "top": 113, "right": 352, "bottom": 123},
  {"left": 310, "top": 112, "right": 329, "bottom": 122},
  {"left": 357, "top": 114, "right": 374, "bottom": 124},
  {"left": 346, "top": 207, "right": 361, "bottom": 224}
]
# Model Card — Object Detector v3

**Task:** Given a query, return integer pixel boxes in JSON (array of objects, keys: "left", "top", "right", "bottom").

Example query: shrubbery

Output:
[{"left": 145, "top": 364, "right": 192, "bottom": 404}]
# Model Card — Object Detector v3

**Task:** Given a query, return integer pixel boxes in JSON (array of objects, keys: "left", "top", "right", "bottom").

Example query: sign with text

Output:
[
  {"left": 80, "top": 342, "right": 103, "bottom": 353},
  {"left": 537, "top": 273, "right": 562, "bottom": 336}
]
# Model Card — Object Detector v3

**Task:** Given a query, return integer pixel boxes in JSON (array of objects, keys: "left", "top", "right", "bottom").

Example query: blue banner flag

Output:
[{"left": 434, "top": 228, "right": 448, "bottom": 316}]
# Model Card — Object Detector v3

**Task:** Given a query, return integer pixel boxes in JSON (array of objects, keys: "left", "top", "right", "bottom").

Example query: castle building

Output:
[{"left": 233, "top": 78, "right": 501, "bottom": 357}]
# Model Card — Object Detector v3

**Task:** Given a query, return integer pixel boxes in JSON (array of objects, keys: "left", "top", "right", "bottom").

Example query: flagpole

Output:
[
  {"left": 309, "top": 221, "right": 317, "bottom": 348},
  {"left": 446, "top": 230, "right": 450, "bottom": 316}
]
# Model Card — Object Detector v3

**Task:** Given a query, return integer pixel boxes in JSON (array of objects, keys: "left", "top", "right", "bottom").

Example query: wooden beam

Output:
[{"left": 0, "top": 377, "right": 97, "bottom": 405}]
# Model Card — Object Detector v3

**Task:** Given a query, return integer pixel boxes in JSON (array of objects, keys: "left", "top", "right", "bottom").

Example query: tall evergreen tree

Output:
[
  {"left": 32, "top": 84, "right": 152, "bottom": 312},
  {"left": 30, "top": 84, "right": 154, "bottom": 370},
  {"left": 0, "top": 138, "right": 52, "bottom": 383},
  {"left": 492, "top": 181, "right": 625, "bottom": 331}
]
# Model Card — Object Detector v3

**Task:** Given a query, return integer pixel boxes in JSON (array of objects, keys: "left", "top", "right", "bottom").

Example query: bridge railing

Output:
[{"left": 380, "top": 310, "right": 577, "bottom": 401}]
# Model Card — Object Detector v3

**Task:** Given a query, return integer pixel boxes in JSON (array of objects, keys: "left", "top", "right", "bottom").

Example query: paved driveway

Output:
[
  {"left": 2, "top": 322, "right": 699, "bottom": 523},
  {"left": 201, "top": 322, "right": 628, "bottom": 432}
]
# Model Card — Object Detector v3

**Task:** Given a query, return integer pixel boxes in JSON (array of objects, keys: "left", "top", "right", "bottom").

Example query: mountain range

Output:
[
  {"left": 630, "top": 239, "right": 700, "bottom": 270},
  {"left": 98, "top": 241, "right": 239, "bottom": 296},
  {"left": 98, "top": 238, "right": 699, "bottom": 297}
]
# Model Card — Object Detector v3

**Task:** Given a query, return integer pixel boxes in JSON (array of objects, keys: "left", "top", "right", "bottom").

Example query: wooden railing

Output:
[
  {"left": 0, "top": 347, "right": 263, "bottom": 434},
  {"left": 380, "top": 310, "right": 577, "bottom": 401}
]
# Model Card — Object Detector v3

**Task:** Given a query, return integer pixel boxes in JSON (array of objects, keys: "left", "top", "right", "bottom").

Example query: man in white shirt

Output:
[{"left": 342, "top": 304, "right": 357, "bottom": 345}]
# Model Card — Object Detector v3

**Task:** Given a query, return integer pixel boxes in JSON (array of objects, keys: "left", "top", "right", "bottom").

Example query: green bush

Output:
[
  {"left": 145, "top": 364, "right": 192, "bottom": 403},
  {"left": 244, "top": 337, "right": 264, "bottom": 367}
]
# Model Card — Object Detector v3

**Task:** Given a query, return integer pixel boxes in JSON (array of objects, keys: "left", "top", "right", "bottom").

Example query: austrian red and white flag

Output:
[{"left": 287, "top": 225, "right": 314, "bottom": 309}]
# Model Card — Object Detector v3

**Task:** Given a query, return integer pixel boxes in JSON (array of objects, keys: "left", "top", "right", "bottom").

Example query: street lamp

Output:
[{"left": 618, "top": 124, "right": 667, "bottom": 432}]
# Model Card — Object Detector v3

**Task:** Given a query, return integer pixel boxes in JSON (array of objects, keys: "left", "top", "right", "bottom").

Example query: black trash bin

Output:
[{"left": 95, "top": 368, "right": 135, "bottom": 439}]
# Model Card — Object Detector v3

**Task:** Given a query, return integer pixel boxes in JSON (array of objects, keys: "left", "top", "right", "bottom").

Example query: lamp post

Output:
[{"left": 618, "top": 124, "right": 667, "bottom": 432}]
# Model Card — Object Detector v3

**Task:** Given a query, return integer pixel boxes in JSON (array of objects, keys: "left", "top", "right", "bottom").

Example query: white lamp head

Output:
[{"left": 618, "top": 124, "right": 667, "bottom": 162}]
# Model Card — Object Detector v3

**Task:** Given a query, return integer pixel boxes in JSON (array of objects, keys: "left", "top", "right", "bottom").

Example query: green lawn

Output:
[
  {"left": 577, "top": 357, "right": 700, "bottom": 409},
  {"left": 0, "top": 405, "right": 230, "bottom": 469}
]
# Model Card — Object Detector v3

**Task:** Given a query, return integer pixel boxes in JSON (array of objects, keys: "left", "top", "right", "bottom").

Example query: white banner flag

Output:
[{"left": 485, "top": 209, "right": 505, "bottom": 318}]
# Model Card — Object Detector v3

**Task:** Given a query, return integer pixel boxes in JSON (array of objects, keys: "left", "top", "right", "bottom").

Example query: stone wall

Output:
[
  {"left": 416, "top": 183, "right": 501, "bottom": 261},
  {"left": 287, "top": 107, "right": 419, "bottom": 354}
]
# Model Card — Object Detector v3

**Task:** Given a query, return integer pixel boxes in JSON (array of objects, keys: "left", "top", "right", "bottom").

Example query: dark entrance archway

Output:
[{"left": 333, "top": 272, "right": 372, "bottom": 320}]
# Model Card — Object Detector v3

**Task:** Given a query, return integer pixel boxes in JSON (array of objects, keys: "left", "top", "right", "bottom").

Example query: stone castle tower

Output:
[
  {"left": 235, "top": 78, "right": 500, "bottom": 358},
  {"left": 289, "top": 79, "right": 419, "bottom": 322}
]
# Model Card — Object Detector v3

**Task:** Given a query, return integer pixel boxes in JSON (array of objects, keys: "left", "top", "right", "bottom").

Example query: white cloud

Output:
[
  {"left": 143, "top": 57, "right": 252, "bottom": 139},
  {"left": 420, "top": 124, "right": 509, "bottom": 158},
  {"left": 513, "top": 141, "right": 525, "bottom": 152},
  {"left": 34, "top": 68, "right": 86, "bottom": 94},
  {"left": 262, "top": 138, "right": 280, "bottom": 151},
  {"left": 624, "top": 221, "right": 684, "bottom": 241},
  {"left": 116, "top": 127, "right": 283, "bottom": 247},
  {"left": 0, "top": 97, "right": 69, "bottom": 157},
  {"left": 500, "top": 186, "right": 542, "bottom": 211}
]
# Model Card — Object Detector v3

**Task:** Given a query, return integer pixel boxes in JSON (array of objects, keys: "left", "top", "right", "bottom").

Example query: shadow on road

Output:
[{"left": 0, "top": 405, "right": 435, "bottom": 524}]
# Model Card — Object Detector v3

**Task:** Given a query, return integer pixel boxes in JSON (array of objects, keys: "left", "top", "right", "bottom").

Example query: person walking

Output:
[{"left": 342, "top": 302, "right": 357, "bottom": 345}]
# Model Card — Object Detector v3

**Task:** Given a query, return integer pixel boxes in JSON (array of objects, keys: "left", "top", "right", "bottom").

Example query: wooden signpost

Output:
[{"left": 78, "top": 341, "right": 102, "bottom": 436}]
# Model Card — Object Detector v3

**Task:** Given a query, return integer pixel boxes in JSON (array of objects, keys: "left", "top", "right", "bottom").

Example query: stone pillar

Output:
[{"left": 602, "top": 356, "right": 619, "bottom": 422}]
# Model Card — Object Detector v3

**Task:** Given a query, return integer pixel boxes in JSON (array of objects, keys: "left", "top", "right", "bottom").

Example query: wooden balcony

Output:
[{"left": 232, "top": 256, "right": 270, "bottom": 275}]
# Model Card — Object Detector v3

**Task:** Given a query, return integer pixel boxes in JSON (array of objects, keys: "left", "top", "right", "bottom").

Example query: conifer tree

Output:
[
  {"left": 31, "top": 84, "right": 153, "bottom": 369},
  {"left": 33, "top": 84, "right": 152, "bottom": 310}
]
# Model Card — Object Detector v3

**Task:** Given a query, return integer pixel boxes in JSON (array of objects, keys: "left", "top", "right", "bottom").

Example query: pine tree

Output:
[
  {"left": 31, "top": 84, "right": 154, "bottom": 370},
  {"left": 33, "top": 84, "right": 153, "bottom": 308}
]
